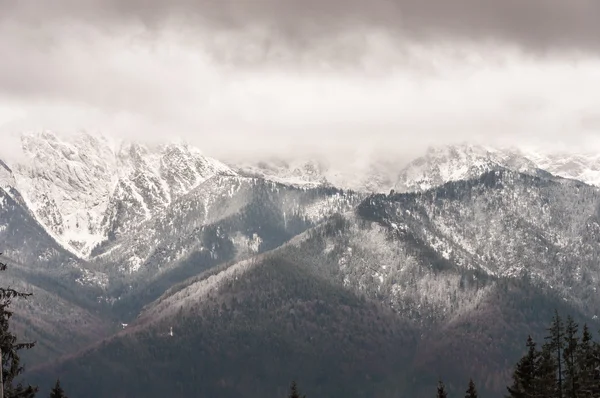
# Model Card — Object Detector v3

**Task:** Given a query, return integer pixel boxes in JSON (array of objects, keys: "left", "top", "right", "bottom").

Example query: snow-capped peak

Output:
[
  {"left": 394, "top": 143, "right": 544, "bottom": 192},
  {"left": 6, "top": 131, "right": 236, "bottom": 257}
]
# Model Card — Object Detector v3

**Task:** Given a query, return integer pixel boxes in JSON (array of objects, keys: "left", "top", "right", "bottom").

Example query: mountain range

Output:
[{"left": 1, "top": 131, "right": 599, "bottom": 397}]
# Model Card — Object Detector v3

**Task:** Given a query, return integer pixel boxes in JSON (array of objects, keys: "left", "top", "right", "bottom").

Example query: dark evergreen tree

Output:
[
  {"left": 437, "top": 380, "right": 448, "bottom": 398},
  {"left": 507, "top": 335, "right": 538, "bottom": 398},
  {"left": 49, "top": 379, "right": 67, "bottom": 398},
  {"left": 465, "top": 378, "right": 478, "bottom": 398},
  {"left": 503, "top": 314, "right": 600, "bottom": 398},
  {"left": 1, "top": 254, "right": 37, "bottom": 398},
  {"left": 546, "top": 310, "right": 565, "bottom": 398},
  {"left": 577, "top": 325, "right": 596, "bottom": 398},
  {"left": 288, "top": 380, "right": 305, "bottom": 398},
  {"left": 563, "top": 316, "right": 580, "bottom": 398},
  {"left": 591, "top": 335, "right": 600, "bottom": 397},
  {"left": 537, "top": 342, "right": 559, "bottom": 398}
]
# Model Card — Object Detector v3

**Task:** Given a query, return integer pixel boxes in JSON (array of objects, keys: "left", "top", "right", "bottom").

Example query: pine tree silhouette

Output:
[
  {"left": 1, "top": 254, "right": 38, "bottom": 398},
  {"left": 546, "top": 310, "right": 565, "bottom": 398},
  {"left": 437, "top": 380, "right": 448, "bottom": 398},
  {"left": 577, "top": 324, "right": 596, "bottom": 398},
  {"left": 563, "top": 316, "right": 579, "bottom": 398},
  {"left": 50, "top": 379, "right": 67, "bottom": 398},
  {"left": 465, "top": 378, "right": 478, "bottom": 398},
  {"left": 288, "top": 380, "right": 305, "bottom": 398},
  {"left": 507, "top": 335, "right": 539, "bottom": 398},
  {"left": 536, "top": 342, "right": 558, "bottom": 398}
]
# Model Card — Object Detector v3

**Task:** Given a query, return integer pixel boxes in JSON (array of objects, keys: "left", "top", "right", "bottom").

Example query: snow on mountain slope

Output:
[
  {"left": 95, "top": 174, "right": 362, "bottom": 275},
  {"left": 12, "top": 132, "right": 118, "bottom": 256},
  {"left": 7, "top": 131, "right": 237, "bottom": 257},
  {"left": 8, "top": 131, "right": 600, "bottom": 264},
  {"left": 135, "top": 167, "right": 600, "bottom": 335},
  {"left": 199, "top": 168, "right": 599, "bottom": 326},
  {"left": 362, "top": 170, "right": 600, "bottom": 315},
  {"left": 101, "top": 141, "right": 237, "bottom": 244},
  {"left": 522, "top": 149, "right": 600, "bottom": 187},
  {"left": 394, "top": 144, "right": 545, "bottom": 192},
  {"left": 394, "top": 143, "right": 600, "bottom": 194}
]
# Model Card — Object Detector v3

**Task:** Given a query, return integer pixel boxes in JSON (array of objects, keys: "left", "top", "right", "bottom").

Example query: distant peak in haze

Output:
[{"left": 5, "top": 131, "right": 600, "bottom": 195}]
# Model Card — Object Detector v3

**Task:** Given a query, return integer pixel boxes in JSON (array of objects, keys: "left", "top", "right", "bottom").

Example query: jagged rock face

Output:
[
  {"left": 101, "top": 142, "right": 237, "bottom": 245},
  {"left": 8, "top": 135, "right": 600, "bottom": 260},
  {"left": 13, "top": 132, "right": 117, "bottom": 253},
  {"left": 94, "top": 174, "right": 362, "bottom": 273},
  {"left": 91, "top": 175, "right": 363, "bottom": 320},
  {"left": 8, "top": 132, "right": 236, "bottom": 257},
  {"left": 12, "top": 133, "right": 600, "bottom": 261}
]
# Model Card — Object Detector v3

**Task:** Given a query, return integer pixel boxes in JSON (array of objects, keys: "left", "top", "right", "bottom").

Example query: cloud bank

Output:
[
  {"left": 4, "top": 0, "right": 600, "bottom": 54},
  {"left": 1, "top": 0, "right": 599, "bottom": 162}
]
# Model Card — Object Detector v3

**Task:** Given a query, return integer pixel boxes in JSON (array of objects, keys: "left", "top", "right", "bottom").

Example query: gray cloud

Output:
[
  {"left": 1, "top": 0, "right": 600, "bottom": 165},
  {"left": 2, "top": 0, "right": 600, "bottom": 55}
]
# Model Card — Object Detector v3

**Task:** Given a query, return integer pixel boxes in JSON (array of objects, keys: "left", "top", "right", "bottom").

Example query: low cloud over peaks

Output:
[{"left": 1, "top": 0, "right": 599, "bottom": 161}]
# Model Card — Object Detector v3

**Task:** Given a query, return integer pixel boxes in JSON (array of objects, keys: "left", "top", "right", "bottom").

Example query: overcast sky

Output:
[{"left": 1, "top": 0, "right": 599, "bottom": 162}]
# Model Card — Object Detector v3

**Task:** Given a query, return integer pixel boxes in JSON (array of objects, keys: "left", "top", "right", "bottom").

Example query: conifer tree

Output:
[
  {"left": 537, "top": 342, "right": 559, "bottom": 398},
  {"left": 437, "top": 380, "right": 448, "bottom": 398},
  {"left": 465, "top": 378, "right": 478, "bottom": 398},
  {"left": 546, "top": 310, "right": 565, "bottom": 398},
  {"left": 577, "top": 324, "right": 596, "bottom": 398},
  {"left": 591, "top": 335, "right": 600, "bottom": 397},
  {"left": 507, "top": 335, "right": 538, "bottom": 398},
  {"left": 563, "top": 316, "right": 580, "bottom": 398},
  {"left": 1, "top": 254, "right": 37, "bottom": 398},
  {"left": 288, "top": 380, "right": 305, "bottom": 398},
  {"left": 49, "top": 379, "right": 67, "bottom": 398}
]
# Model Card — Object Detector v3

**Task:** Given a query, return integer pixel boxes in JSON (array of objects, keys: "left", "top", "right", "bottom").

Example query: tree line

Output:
[
  {"left": 289, "top": 310, "right": 600, "bottom": 398},
  {"left": 427, "top": 310, "right": 599, "bottom": 398},
  {"left": 4, "top": 249, "right": 600, "bottom": 398},
  {"left": 423, "top": 310, "right": 600, "bottom": 398},
  {"left": 504, "top": 311, "right": 600, "bottom": 398}
]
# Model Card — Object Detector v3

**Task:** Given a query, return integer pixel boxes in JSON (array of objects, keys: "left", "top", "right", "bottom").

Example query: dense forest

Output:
[
  {"left": 287, "top": 309, "right": 600, "bottom": 398},
  {"left": 288, "top": 310, "right": 600, "bottom": 398},
  {"left": 4, "top": 249, "right": 600, "bottom": 398},
  {"left": 433, "top": 311, "right": 600, "bottom": 398}
]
